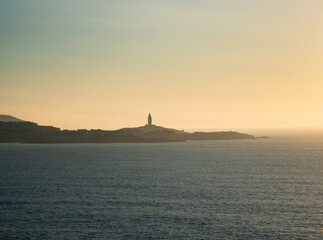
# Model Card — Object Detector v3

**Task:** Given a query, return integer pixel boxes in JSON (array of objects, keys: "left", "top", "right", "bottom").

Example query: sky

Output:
[{"left": 1, "top": 0, "right": 323, "bottom": 130}]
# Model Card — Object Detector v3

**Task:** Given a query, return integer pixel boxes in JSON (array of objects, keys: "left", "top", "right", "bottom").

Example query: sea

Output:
[{"left": 0, "top": 138, "right": 322, "bottom": 239}]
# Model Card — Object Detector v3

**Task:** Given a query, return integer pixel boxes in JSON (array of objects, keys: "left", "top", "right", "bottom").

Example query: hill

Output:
[{"left": 0, "top": 115, "right": 24, "bottom": 122}]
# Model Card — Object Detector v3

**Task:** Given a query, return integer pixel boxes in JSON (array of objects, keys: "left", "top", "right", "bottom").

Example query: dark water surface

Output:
[{"left": 0, "top": 139, "right": 322, "bottom": 239}]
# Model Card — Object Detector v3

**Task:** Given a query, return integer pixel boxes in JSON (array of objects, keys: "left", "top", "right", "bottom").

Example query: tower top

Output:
[{"left": 148, "top": 113, "right": 152, "bottom": 126}]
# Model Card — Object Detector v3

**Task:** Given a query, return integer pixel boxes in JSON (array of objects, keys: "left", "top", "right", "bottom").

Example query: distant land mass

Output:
[
  {"left": 0, "top": 114, "right": 260, "bottom": 143},
  {"left": 0, "top": 115, "right": 24, "bottom": 122}
]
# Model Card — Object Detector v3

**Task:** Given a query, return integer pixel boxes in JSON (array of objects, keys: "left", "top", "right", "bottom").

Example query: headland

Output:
[{"left": 0, "top": 114, "right": 257, "bottom": 143}]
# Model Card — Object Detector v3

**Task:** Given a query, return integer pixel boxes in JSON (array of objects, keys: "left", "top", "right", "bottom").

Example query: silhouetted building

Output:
[{"left": 148, "top": 113, "right": 152, "bottom": 126}]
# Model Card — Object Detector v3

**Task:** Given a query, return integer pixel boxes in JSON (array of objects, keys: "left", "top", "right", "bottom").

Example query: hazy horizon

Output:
[
  {"left": 3, "top": 113, "right": 323, "bottom": 139},
  {"left": 1, "top": 1, "right": 323, "bottom": 130}
]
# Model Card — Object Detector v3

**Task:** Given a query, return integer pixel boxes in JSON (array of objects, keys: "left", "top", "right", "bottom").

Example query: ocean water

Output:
[{"left": 0, "top": 139, "right": 322, "bottom": 239}]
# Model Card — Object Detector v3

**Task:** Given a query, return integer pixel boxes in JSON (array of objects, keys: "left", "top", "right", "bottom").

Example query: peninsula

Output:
[{"left": 0, "top": 114, "right": 256, "bottom": 143}]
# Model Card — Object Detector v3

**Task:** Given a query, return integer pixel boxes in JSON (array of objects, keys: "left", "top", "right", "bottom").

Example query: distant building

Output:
[{"left": 148, "top": 113, "right": 152, "bottom": 126}]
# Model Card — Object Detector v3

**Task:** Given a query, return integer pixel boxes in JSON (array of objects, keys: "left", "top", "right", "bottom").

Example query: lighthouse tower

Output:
[{"left": 148, "top": 113, "right": 152, "bottom": 126}]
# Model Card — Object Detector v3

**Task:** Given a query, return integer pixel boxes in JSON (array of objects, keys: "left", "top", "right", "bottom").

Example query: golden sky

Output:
[{"left": 1, "top": 1, "right": 323, "bottom": 130}]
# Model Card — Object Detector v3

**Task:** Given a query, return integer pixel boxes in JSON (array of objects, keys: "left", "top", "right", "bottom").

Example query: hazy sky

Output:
[{"left": 1, "top": 0, "right": 323, "bottom": 130}]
